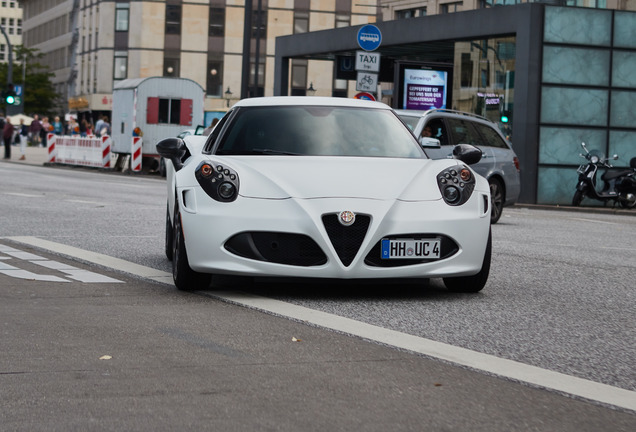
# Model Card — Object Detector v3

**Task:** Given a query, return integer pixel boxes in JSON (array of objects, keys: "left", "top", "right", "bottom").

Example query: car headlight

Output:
[
  {"left": 437, "top": 165, "right": 475, "bottom": 206},
  {"left": 195, "top": 161, "right": 240, "bottom": 202}
]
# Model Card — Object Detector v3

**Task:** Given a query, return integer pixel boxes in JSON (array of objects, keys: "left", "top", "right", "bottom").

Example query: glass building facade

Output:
[{"left": 537, "top": 7, "right": 636, "bottom": 204}]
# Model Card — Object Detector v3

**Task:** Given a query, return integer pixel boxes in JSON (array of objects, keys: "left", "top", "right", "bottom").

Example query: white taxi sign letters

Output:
[{"left": 355, "top": 51, "right": 380, "bottom": 73}]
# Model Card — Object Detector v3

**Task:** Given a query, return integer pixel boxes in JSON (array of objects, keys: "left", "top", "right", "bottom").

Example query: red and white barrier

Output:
[
  {"left": 46, "top": 134, "right": 112, "bottom": 169},
  {"left": 131, "top": 136, "right": 142, "bottom": 172}
]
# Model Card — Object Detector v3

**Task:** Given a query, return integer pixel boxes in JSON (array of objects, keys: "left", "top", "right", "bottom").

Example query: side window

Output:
[
  {"left": 423, "top": 118, "right": 449, "bottom": 146},
  {"left": 472, "top": 122, "right": 509, "bottom": 149},
  {"left": 446, "top": 118, "right": 483, "bottom": 147},
  {"left": 205, "top": 110, "right": 233, "bottom": 153}
]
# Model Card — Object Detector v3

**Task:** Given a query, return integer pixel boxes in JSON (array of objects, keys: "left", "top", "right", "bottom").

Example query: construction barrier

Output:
[
  {"left": 47, "top": 134, "right": 112, "bottom": 168},
  {"left": 131, "top": 136, "right": 142, "bottom": 172}
]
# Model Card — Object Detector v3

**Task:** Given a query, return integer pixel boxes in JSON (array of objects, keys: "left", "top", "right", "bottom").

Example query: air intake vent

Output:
[{"left": 322, "top": 214, "right": 371, "bottom": 267}]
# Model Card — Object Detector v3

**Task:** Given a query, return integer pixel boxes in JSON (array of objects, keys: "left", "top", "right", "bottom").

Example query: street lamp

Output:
[
  {"left": 224, "top": 87, "right": 233, "bottom": 107},
  {"left": 307, "top": 82, "right": 316, "bottom": 96}
]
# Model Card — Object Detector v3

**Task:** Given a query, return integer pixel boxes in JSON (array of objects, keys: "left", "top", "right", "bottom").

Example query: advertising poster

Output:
[{"left": 403, "top": 69, "right": 448, "bottom": 110}]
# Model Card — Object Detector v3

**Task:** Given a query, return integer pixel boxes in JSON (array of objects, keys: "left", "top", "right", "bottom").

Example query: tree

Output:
[{"left": 0, "top": 45, "right": 61, "bottom": 117}]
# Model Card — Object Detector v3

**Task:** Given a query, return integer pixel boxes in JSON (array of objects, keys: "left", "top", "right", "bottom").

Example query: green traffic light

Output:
[
  {"left": 500, "top": 115, "right": 509, "bottom": 123},
  {"left": 6, "top": 95, "right": 15, "bottom": 104}
]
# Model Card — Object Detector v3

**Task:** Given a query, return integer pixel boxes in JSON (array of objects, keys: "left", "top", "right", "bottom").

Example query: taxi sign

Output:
[
  {"left": 357, "top": 25, "right": 382, "bottom": 52},
  {"left": 355, "top": 51, "right": 380, "bottom": 73}
]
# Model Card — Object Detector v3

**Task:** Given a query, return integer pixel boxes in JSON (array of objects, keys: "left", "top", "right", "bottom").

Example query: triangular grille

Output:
[{"left": 322, "top": 214, "right": 370, "bottom": 267}]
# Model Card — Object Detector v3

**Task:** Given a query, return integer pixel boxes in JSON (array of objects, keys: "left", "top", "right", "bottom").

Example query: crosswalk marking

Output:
[{"left": 0, "top": 244, "right": 123, "bottom": 283}]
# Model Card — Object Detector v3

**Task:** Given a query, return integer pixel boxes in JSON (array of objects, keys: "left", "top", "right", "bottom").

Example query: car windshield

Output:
[
  {"left": 215, "top": 106, "right": 423, "bottom": 158},
  {"left": 396, "top": 113, "right": 420, "bottom": 131}
]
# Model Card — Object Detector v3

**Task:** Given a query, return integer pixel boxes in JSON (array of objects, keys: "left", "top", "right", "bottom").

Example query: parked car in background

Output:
[
  {"left": 157, "top": 97, "right": 492, "bottom": 293},
  {"left": 395, "top": 109, "right": 520, "bottom": 224}
]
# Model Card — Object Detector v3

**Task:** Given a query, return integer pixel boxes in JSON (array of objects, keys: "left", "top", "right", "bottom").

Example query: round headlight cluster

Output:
[
  {"left": 195, "top": 161, "right": 240, "bottom": 202},
  {"left": 437, "top": 165, "right": 476, "bottom": 206}
]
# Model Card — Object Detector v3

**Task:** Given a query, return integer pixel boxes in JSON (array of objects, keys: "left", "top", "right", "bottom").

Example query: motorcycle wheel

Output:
[
  {"left": 618, "top": 197, "right": 636, "bottom": 209},
  {"left": 572, "top": 189, "right": 585, "bottom": 206}
]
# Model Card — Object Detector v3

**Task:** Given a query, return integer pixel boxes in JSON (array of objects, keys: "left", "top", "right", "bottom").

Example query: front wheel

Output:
[
  {"left": 572, "top": 189, "right": 585, "bottom": 206},
  {"left": 172, "top": 204, "right": 212, "bottom": 291},
  {"left": 443, "top": 229, "right": 491, "bottom": 293}
]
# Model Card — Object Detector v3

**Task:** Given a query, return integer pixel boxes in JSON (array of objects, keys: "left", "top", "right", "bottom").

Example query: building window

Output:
[
  {"left": 395, "top": 8, "right": 427, "bottom": 19},
  {"left": 441, "top": 2, "right": 463, "bottom": 13},
  {"left": 113, "top": 51, "right": 127, "bottom": 80},
  {"left": 461, "top": 53, "right": 473, "bottom": 88},
  {"left": 250, "top": 61, "right": 265, "bottom": 97},
  {"left": 291, "top": 59, "right": 308, "bottom": 96},
  {"left": 115, "top": 3, "right": 129, "bottom": 32},
  {"left": 252, "top": 9, "right": 267, "bottom": 39},
  {"left": 207, "top": 60, "right": 223, "bottom": 96},
  {"left": 335, "top": 14, "right": 350, "bottom": 28},
  {"left": 294, "top": 11, "right": 309, "bottom": 34},
  {"left": 209, "top": 7, "right": 225, "bottom": 37},
  {"left": 166, "top": 5, "right": 182, "bottom": 35}
]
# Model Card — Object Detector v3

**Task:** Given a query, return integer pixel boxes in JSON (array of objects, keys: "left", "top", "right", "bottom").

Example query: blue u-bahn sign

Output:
[{"left": 357, "top": 24, "right": 382, "bottom": 52}]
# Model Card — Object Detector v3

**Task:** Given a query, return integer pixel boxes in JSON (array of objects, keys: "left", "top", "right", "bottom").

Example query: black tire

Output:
[
  {"left": 572, "top": 189, "right": 585, "bottom": 207},
  {"left": 172, "top": 204, "right": 212, "bottom": 291},
  {"left": 443, "top": 228, "right": 491, "bottom": 293},
  {"left": 159, "top": 157, "right": 167, "bottom": 178},
  {"left": 618, "top": 196, "right": 636, "bottom": 209},
  {"left": 488, "top": 178, "right": 504, "bottom": 224},
  {"left": 165, "top": 204, "right": 174, "bottom": 261}
]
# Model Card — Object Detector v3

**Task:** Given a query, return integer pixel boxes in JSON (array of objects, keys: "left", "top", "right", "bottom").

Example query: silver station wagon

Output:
[{"left": 396, "top": 109, "right": 521, "bottom": 224}]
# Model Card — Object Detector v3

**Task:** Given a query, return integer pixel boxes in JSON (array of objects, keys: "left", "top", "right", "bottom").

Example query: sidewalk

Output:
[{"left": 1, "top": 144, "right": 50, "bottom": 166}]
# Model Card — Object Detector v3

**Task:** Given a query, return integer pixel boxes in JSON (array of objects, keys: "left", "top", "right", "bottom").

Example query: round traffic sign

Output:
[
  {"left": 354, "top": 92, "right": 376, "bottom": 101},
  {"left": 357, "top": 25, "right": 382, "bottom": 51}
]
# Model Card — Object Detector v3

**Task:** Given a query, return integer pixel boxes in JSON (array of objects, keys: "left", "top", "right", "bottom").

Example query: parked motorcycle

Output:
[{"left": 572, "top": 142, "right": 636, "bottom": 208}]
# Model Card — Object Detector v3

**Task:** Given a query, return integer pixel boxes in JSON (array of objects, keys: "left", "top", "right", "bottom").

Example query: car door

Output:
[{"left": 444, "top": 117, "right": 494, "bottom": 178}]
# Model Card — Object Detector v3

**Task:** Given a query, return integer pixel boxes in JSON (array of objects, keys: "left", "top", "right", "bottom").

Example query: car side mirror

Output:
[
  {"left": 419, "top": 137, "right": 441, "bottom": 148},
  {"left": 156, "top": 137, "right": 187, "bottom": 171},
  {"left": 452, "top": 144, "right": 482, "bottom": 165}
]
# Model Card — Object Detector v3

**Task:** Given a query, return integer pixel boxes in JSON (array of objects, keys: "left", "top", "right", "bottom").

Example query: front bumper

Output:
[{"left": 177, "top": 188, "right": 491, "bottom": 279}]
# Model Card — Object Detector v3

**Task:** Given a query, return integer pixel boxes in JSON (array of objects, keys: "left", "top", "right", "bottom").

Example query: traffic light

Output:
[{"left": 3, "top": 84, "right": 17, "bottom": 105}]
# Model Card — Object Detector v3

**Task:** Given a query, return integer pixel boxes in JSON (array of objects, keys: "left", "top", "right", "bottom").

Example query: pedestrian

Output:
[
  {"left": 29, "top": 114, "right": 43, "bottom": 147},
  {"left": 100, "top": 116, "right": 111, "bottom": 136},
  {"left": 40, "top": 116, "right": 52, "bottom": 148},
  {"left": 3, "top": 116, "right": 14, "bottom": 159},
  {"left": 69, "top": 117, "right": 80, "bottom": 135},
  {"left": 52, "top": 116, "right": 63, "bottom": 135},
  {"left": 79, "top": 118, "right": 88, "bottom": 137},
  {"left": 18, "top": 118, "right": 28, "bottom": 160},
  {"left": 94, "top": 115, "right": 104, "bottom": 137}
]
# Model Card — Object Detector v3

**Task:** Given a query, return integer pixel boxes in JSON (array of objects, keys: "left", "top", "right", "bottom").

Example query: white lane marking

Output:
[
  {"left": 568, "top": 217, "right": 618, "bottom": 225},
  {"left": 2, "top": 192, "right": 44, "bottom": 198},
  {"left": 0, "top": 242, "right": 123, "bottom": 283},
  {"left": 4, "top": 235, "right": 636, "bottom": 412}
]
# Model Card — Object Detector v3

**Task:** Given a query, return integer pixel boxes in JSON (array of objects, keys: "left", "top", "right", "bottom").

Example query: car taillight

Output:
[
  {"left": 437, "top": 165, "right": 475, "bottom": 206},
  {"left": 513, "top": 157, "right": 520, "bottom": 172},
  {"left": 195, "top": 161, "right": 240, "bottom": 202}
]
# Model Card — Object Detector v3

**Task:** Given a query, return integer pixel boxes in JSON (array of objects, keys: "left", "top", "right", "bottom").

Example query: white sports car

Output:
[{"left": 157, "top": 97, "right": 492, "bottom": 292}]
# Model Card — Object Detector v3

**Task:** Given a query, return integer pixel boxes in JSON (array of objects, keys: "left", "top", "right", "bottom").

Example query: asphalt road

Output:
[{"left": 1, "top": 161, "right": 635, "bottom": 430}]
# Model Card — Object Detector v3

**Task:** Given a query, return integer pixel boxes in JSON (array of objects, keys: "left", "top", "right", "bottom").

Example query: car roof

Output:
[
  {"left": 234, "top": 96, "right": 392, "bottom": 110},
  {"left": 394, "top": 108, "right": 495, "bottom": 125}
]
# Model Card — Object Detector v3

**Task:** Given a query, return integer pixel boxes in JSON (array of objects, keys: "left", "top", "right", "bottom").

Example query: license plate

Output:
[{"left": 381, "top": 238, "right": 441, "bottom": 260}]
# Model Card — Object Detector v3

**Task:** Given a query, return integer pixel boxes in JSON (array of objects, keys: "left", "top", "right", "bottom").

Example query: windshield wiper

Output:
[{"left": 250, "top": 148, "right": 301, "bottom": 156}]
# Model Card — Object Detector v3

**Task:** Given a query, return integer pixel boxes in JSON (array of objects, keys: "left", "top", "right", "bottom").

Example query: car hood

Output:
[{"left": 208, "top": 156, "right": 448, "bottom": 201}]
